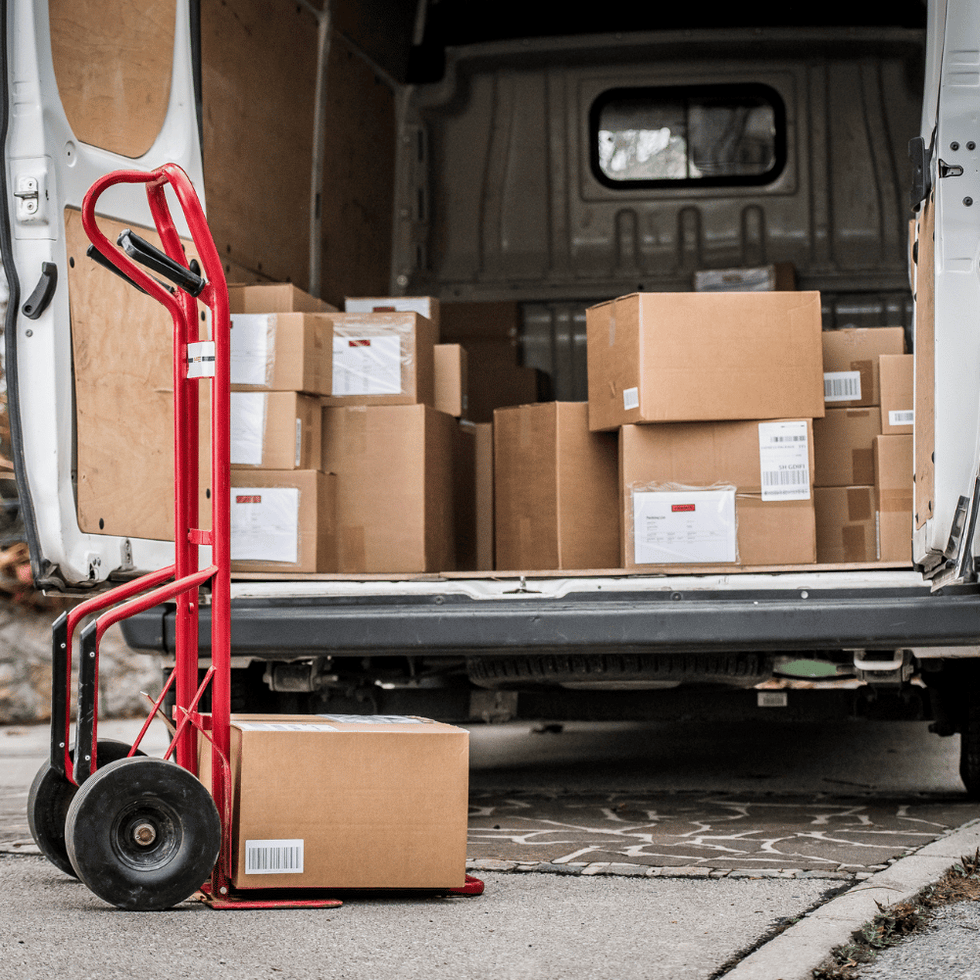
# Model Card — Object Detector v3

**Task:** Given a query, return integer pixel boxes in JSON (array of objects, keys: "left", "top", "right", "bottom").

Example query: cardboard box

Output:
[
  {"left": 344, "top": 295, "right": 440, "bottom": 331},
  {"left": 822, "top": 327, "right": 906, "bottom": 407},
  {"left": 321, "top": 313, "right": 437, "bottom": 408},
  {"left": 230, "top": 313, "right": 333, "bottom": 395},
  {"left": 620, "top": 419, "right": 816, "bottom": 568},
  {"left": 211, "top": 714, "right": 468, "bottom": 891},
  {"left": 880, "top": 354, "right": 914, "bottom": 435},
  {"left": 693, "top": 263, "right": 797, "bottom": 292},
  {"left": 494, "top": 403, "right": 619, "bottom": 571},
  {"left": 463, "top": 340, "right": 543, "bottom": 423},
  {"left": 229, "top": 282, "right": 336, "bottom": 314},
  {"left": 813, "top": 408, "right": 882, "bottom": 487},
  {"left": 434, "top": 344, "right": 468, "bottom": 418},
  {"left": 814, "top": 486, "right": 877, "bottom": 563},
  {"left": 230, "top": 470, "right": 336, "bottom": 573},
  {"left": 321, "top": 404, "right": 456, "bottom": 573},
  {"left": 875, "top": 435, "right": 914, "bottom": 563},
  {"left": 230, "top": 391, "right": 322, "bottom": 471},
  {"left": 586, "top": 292, "right": 824, "bottom": 431},
  {"left": 473, "top": 422, "right": 495, "bottom": 571},
  {"left": 452, "top": 422, "right": 476, "bottom": 571}
]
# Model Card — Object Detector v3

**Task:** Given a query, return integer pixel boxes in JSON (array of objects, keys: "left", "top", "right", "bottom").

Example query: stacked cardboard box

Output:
[
  {"left": 586, "top": 291, "right": 824, "bottom": 570},
  {"left": 876, "top": 354, "right": 914, "bottom": 562},
  {"left": 812, "top": 328, "right": 910, "bottom": 563}
]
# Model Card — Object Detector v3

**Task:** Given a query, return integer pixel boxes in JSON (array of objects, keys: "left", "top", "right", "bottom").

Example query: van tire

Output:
[
  {"left": 960, "top": 702, "right": 980, "bottom": 800},
  {"left": 467, "top": 653, "right": 773, "bottom": 690}
]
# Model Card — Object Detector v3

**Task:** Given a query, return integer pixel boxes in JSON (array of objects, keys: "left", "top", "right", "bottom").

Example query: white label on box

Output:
[
  {"left": 230, "top": 392, "right": 267, "bottom": 466},
  {"left": 295, "top": 417, "right": 303, "bottom": 468},
  {"left": 245, "top": 839, "right": 304, "bottom": 875},
  {"left": 230, "top": 487, "right": 299, "bottom": 563},
  {"left": 318, "top": 714, "right": 426, "bottom": 724},
  {"left": 758, "top": 421, "right": 811, "bottom": 501},
  {"left": 237, "top": 722, "right": 339, "bottom": 732},
  {"left": 230, "top": 314, "right": 275, "bottom": 386},
  {"left": 623, "top": 387, "right": 640, "bottom": 411},
  {"left": 889, "top": 409, "right": 914, "bottom": 427},
  {"left": 632, "top": 489, "right": 737, "bottom": 564},
  {"left": 332, "top": 335, "right": 401, "bottom": 396},
  {"left": 824, "top": 370, "right": 862, "bottom": 402}
]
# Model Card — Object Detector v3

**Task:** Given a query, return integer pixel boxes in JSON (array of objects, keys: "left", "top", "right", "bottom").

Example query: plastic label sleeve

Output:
[
  {"left": 632, "top": 488, "right": 737, "bottom": 563},
  {"left": 332, "top": 335, "right": 401, "bottom": 395},
  {"left": 230, "top": 487, "right": 299, "bottom": 563},
  {"left": 758, "top": 421, "right": 811, "bottom": 501},
  {"left": 230, "top": 392, "right": 267, "bottom": 466},
  {"left": 230, "top": 313, "right": 276, "bottom": 386}
]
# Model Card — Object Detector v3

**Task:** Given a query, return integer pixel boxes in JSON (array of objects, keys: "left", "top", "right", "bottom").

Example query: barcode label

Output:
[
  {"left": 824, "top": 371, "right": 862, "bottom": 402},
  {"left": 623, "top": 387, "right": 639, "bottom": 411},
  {"left": 889, "top": 409, "right": 914, "bottom": 426},
  {"left": 295, "top": 417, "right": 303, "bottom": 467},
  {"left": 758, "top": 421, "right": 811, "bottom": 501},
  {"left": 245, "top": 839, "right": 304, "bottom": 874}
]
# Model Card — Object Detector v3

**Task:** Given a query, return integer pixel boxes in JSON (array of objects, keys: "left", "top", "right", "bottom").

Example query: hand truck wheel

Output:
[
  {"left": 27, "top": 739, "right": 144, "bottom": 877},
  {"left": 65, "top": 756, "right": 221, "bottom": 911}
]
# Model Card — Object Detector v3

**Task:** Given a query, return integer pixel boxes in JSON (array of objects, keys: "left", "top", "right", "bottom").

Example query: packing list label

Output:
[
  {"left": 230, "top": 314, "right": 275, "bottom": 386},
  {"left": 230, "top": 392, "right": 267, "bottom": 466},
  {"left": 332, "top": 335, "right": 402, "bottom": 395},
  {"left": 758, "top": 421, "right": 811, "bottom": 501},
  {"left": 632, "top": 488, "right": 737, "bottom": 564},
  {"left": 230, "top": 487, "right": 299, "bottom": 563}
]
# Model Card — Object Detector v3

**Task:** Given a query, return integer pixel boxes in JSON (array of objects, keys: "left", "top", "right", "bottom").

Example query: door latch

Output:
[{"left": 14, "top": 175, "right": 40, "bottom": 220}]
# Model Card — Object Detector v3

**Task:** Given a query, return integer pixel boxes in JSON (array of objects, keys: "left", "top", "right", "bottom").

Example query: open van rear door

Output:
[
  {"left": 2, "top": 0, "right": 203, "bottom": 589},
  {"left": 912, "top": 0, "right": 980, "bottom": 586}
]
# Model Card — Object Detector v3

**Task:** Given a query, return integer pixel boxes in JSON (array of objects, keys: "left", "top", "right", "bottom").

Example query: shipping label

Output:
[
  {"left": 758, "top": 421, "right": 811, "bottom": 501},
  {"left": 623, "top": 386, "right": 640, "bottom": 411},
  {"left": 889, "top": 409, "right": 914, "bottom": 427},
  {"left": 824, "top": 371, "right": 862, "bottom": 402},
  {"left": 230, "top": 313, "right": 275, "bottom": 386},
  {"left": 632, "top": 488, "right": 737, "bottom": 564},
  {"left": 244, "top": 839, "right": 304, "bottom": 875},
  {"left": 230, "top": 392, "right": 267, "bottom": 466},
  {"left": 230, "top": 487, "right": 299, "bottom": 563},
  {"left": 332, "top": 335, "right": 402, "bottom": 396}
]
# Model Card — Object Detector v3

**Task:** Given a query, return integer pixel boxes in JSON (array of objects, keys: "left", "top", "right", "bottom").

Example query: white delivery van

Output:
[{"left": 5, "top": 0, "right": 980, "bottom": 791}]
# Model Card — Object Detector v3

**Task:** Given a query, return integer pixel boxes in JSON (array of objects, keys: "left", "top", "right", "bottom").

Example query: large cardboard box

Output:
[
  {"left": 879, "top": 354, "right": 914, "bottom": 435},
  {"left": 344, "top": 295, "right": 440, "bottom": 331},
  {"left": 813, "top": 408, "right": 882, "bottom": 487},
  {"left": 230, "top": 470, "right": 336, "bottom": 573},
  {"left": 230, "top": 313, "right": 333, "bottom": 395},
  {"left": 434, "top": 344, "right": 468, "bottom": 418},
  {"left": 231, "top": 391, "right": 321, "bottom": 470},
  {"left": 211, "top": 715, "right": 468, "bottom": 891},
  {"left": 875, "top": 435, "right": 914, "bottom": 563},
  {"left": 321, "top": 313, "right": 437, "bottom": 408},
  {"left": 586, "top": 292, "right": 824, "bottom": 431},
  {"left": 321, "top": 404, "right": 456, "bottom": 573},
  {"left": 620, "top": 419, "right": 816, "bottom": 568},
  {"left": 494, "top": 402, "right": 619, "bottom": 570},
  {"left": 229, "top": 282, "right": 336, "bottom": 314},
  {"left": 814, "top": 486, "right": 877, "bottom": 563},
  {"left": 822, "top": 327, "right": 906, "bottom": 407},
  {"left": 452, "top": 422, "right": 476, "bottom": 571}
]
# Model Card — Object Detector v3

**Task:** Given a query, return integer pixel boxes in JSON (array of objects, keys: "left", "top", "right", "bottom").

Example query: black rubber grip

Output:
[{"left": 117, "top": 229, "right": 206, "bottom": 297}]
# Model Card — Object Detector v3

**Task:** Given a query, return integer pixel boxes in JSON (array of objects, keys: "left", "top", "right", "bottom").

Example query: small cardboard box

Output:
[
  {"left": 620, "top": 419, "right": 816, "bottom": 568},
  {"left": 693, "top": 263, "right": 797, "bottom": 292},
  {"left": 321, "top": 313, "right": 437, "bottom": 408},
  {"left": 230, "top": 470, "right": 336, "bottom": 573},
  {"left": 434, "top": 344, "right": 468, "bottom": 418},
  {"left": 344, "top": 296, "right": 440, "bottom": 331},
  {"left": 875, "top": 435, "right": 914, "bottom": 563},
  {"left": 880, "top": 354, "right": 914, "bottom": 435},
  {"left": 229, "top": 283, "right": 336, "bottom": 314},
  {"left": 230, "top": 313, "right": 333, "bottom": 395},
  {"left": 212, "top": 715, "right": 468, "bottom": 891},
  {"left": 494, "top": 402, "right": 619, "bottom": 571},
  {"left": 586, "top": 291, "right": 824, "bottom": 431},
  {"left": 321, "top": 404, "right": 456, "bottom": 573},
  {"left": 812, "top": 408, "right": 882, "bottom": 487},
  {"left": 231, "top": 391, "right": 321, "bottom": 470},
  {"left": 822, "top": 327, "right": 906, "bottom": 407},
  {"left": 473, "top": 422, "right": 495, "bottom": 571},
  {"left": 814, "top": 486, "right": 877, "bottom": 563}
]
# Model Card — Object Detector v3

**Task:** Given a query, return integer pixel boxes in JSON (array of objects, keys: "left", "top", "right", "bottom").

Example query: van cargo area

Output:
[{"left": 7, "top": 1, "right": 980, "bottom": 792}]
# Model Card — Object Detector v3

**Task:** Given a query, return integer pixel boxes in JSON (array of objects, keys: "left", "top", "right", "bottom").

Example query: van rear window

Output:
[{"left": 591, "top": 84, "right": 785, "bottom": 188}]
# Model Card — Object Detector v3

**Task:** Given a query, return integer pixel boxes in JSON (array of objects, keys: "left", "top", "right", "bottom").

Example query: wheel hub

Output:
[{"left": 133, "top": 822, "right": 157, "bottom": 846}]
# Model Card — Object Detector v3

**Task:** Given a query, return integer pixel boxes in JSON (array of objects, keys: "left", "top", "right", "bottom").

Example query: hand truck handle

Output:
[
  {"left": 85, "top": 244, "right": 154, "bottom": 296},
  {"left": 117, "top": 229, "right": 207, "bottom": 297}
]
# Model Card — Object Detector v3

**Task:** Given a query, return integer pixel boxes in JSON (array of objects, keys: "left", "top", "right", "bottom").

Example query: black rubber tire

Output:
[
  {"left": 27, "top": 740, "right": 143, "bottom": 877},
  {"left": 467, "top": 653, "right": 774, "bottom": 690},
  {"left": 65, "top": 757, "right": 221, "bottom": 911},
  {"left": 960, "top": 700, "right": 980, "bottom": 800}
]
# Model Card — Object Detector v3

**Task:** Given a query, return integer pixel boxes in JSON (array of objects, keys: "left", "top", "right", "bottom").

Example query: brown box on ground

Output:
[
  {"left": 212, "top": 715, "right": 468, "bottom": 891},
  {"left": 693, "top": 262, "right": 797, "bottom": 292},
  {"left": 321, "top": 404, "right": 456, "bottom": 573},
  {"left": 813, "top": 408, "right": 882, "bottom": 487},
  {"left": 434, "top": 344, "right": 468, "bottom": 418},
  {"left": 230, "top": 313, "right": 333, "bottom": 395},
  {"left": 230, "top": 470, "right": 336, "bottom": 573},
  {"left": 880, "top": 354, "right": 914, "bottom": 435},
  {"left": 228, "top": 283, "right": 336, "bottom": 314},
  {"left": 586, "top": 292, "right": 824, "bottom": 431},
  {"left": 321, "top": 313, "right": 437, "bottom": 408},
  {"left": 230, "top": 392, "right": 321, "bottom": 470},
  {"left": 344, "top": 296, "right": 440, "bottom": 331},
  {"left": 875, "top": 435, "right": 914, "bottom": 563},
  {"left": 494, "top": 402, "right": 619, "bottom": 570},
  {"left": 814, "top": 487, "right": 877, "bottom": 563},
  {"left": 620, "top": 419, "right": 816, "bottom": 568},
  {"left": 822, "top": 327, "right": 906, "bottom": 407}
]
